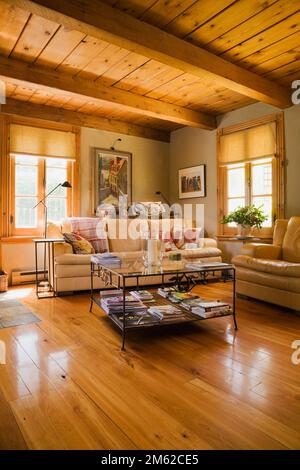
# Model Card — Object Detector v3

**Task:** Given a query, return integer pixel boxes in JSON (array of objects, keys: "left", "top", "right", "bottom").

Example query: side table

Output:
[{"left": 33, "top": 238, "right": 63, "bottom": 299}]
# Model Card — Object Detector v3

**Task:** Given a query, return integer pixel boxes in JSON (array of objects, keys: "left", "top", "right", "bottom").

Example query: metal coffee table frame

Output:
[{"left": 89, "top": 261, "right": 237, "bottom": 350}]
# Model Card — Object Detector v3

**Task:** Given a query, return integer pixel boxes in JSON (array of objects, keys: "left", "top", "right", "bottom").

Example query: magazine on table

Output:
[
  {"left": 185, "top": 262, "right": 230, "bottom": 270},
  {"left": 130, "top": 290, "right": 154, "bottom": 301}
]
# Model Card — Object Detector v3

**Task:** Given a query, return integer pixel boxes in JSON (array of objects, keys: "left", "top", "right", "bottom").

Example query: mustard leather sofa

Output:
[{"left": 233, "top": 217, "right": 300, "bottom": 310}]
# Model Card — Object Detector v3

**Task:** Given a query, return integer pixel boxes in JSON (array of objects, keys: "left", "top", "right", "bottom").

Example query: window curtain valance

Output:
[
  {"left": 10, "top": 124, "right": 76, "bottom": 159},
  {"left": 219, "top": 122, "right": 276, "bottom": 164}
]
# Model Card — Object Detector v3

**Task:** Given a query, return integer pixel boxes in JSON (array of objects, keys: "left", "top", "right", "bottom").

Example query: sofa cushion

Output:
[
  {"left": 282, "top": 216, "right": 300, "bottom": 263},
  {"left": 178, "top": 247, "right": 222, "bottom": 259},
  {"left": 240, "top": 243, "right": 281, "bottom": 260},
  {"left": 63, "top": 217, "right": 109, "bottom": 253},
  {"left": 55, "top": 253, "right": 92, "bottom": 265},
  {"left": 107, "top": 219, "right": 144, "bottom": 252},
  {"left": 235, "top": 266, "right": 300, "bottom": 294},
  {"left": 55, "top": 251, "right": 143, "bottom": 265},
  {"left": 273, "top": 219, "right": 288, "bottom": 246},
  {"left": 233, "top": 254, "right": 300, "bottom": 277}
]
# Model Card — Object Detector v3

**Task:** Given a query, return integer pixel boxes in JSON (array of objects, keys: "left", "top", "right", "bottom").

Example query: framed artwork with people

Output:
[{"left": 178, "top": 164, "right": 206, "bottom": 199}]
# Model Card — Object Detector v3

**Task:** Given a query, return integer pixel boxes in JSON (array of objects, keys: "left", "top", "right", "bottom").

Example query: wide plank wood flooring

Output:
[{"left": 0, "top": 283, "right": 300, "bottom": 450}]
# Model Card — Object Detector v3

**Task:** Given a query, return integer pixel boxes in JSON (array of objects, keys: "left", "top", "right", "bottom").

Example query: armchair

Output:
[{"left": 232, "top": 217, "right": 300, "bottom": 310}]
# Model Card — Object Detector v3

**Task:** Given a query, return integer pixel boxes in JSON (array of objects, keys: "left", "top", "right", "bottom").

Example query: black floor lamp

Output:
[
  {"left": 33, "top": 181, "right": 72, "bottom": 288},
  {"left": 155, "top": 191, "right": 171, "bottom": 206}
]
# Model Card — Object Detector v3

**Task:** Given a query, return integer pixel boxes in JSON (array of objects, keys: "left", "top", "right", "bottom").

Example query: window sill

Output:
[
  {"left": 217, "top": 235, "right": 273, "bottom": 243},
  {"left": 0, "top": 236, "right": 36, "bottom": 244}
]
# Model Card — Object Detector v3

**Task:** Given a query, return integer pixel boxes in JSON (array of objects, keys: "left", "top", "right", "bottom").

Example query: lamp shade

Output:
[{"left": 61, "top": 181, "right": 72, "bottom": 188}]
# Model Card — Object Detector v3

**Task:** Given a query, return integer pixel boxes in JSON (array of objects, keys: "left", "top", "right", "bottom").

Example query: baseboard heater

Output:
[{"left": 12, "top": 269, "right": 47, "bottom": 286}]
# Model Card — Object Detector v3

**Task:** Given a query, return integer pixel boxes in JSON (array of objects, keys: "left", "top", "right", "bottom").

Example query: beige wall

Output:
[
  {"left": 169, "top": 103, "right": 300, "bottom": 241},
  {"left": 80, "top": 127, "right": 169, "bottom": 216},
  {"left": 1, "top": 243, "right": 45, "bottom": 282},
  {"left": 169, "top": 126, "right": 217, "bottom": 237}
]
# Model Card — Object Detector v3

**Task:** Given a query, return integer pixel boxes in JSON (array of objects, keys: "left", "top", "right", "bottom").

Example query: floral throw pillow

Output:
[
  {"left": 172, "top": 229, "right": 185, "bottom": 250},
  {"left": 172, "top": 228, "right": 202, "bottom": 249},
  {"left": 184, "top": 228, "right": 202, "bottom": 244},
  {"left": 159, "top": 231, "right": 178, "bottom": 252},
  {"left": 63, "top": 232, "right": 95, "bottom": 255}
]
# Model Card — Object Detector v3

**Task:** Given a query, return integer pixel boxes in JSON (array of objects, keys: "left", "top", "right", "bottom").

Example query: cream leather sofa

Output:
[
  {"left": 233, "top": 217, "right": 300, "bottom": 310},
  {"left": 48, "top": 217, "right": 222, "bottom": 294}
]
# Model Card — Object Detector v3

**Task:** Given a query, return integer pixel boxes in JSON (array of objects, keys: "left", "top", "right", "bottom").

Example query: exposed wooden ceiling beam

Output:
[
  {"left": 4, "top": 0, "right": 292, "bottom": 109},
  {"left": 0, "top": 98, "right": 170, "bottom": 142},
  {"left": 0, "top": 56, "right": 216, "bottom": 130}
]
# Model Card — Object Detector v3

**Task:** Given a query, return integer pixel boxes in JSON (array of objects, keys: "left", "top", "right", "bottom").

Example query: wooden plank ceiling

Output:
[{"left": 0, "top": 0, "right": 298, "bottom": 141}]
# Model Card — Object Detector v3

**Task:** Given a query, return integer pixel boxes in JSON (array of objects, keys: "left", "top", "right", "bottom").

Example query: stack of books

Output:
[
  {"left": 157, "top": 287, "right": 176, "bottom": 298},
  {"left": 130, "top": 290, "right": 154, "bottom": 301},
  {"left": 148, "top": 305, "right": 185, "bottom": 321},
  {"left": 112, "top": 311, "right": 160, "bottom": 327},
  {"left": 185, "top": 262, "right": 229, "bottom": 270},
  {"left": 168, "top": 291, "right": 200, "bottom": 304},
  {"left": 100, "top": 292, "right": 147, "bottom": 315},
  {"left": 91, "top": 253, "right": 122, "bottom": 267},
  {"left": 191, "top": 301, "right": 231, "bottom": 318},
  {"left": 181, "top": 298, "right": 205, "bottom": 311}
]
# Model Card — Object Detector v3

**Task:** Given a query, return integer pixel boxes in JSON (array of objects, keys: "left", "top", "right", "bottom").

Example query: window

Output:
[
  {"left": 217, "top": 114, "right": 285, "bottom": 238},
  {"left": 14, "top": 156, "right": 40, "bottom": 230},
  {"left": 11, "top": 155, "right": 74, "bottom": 236},
  {"left": 46, "top": 158, "right": 70, "bottom": 223}
]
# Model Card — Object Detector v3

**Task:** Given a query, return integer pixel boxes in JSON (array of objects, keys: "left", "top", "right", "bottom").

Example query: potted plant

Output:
[{"left": 221, "top": 205, "right": 268, "bottom": 237}]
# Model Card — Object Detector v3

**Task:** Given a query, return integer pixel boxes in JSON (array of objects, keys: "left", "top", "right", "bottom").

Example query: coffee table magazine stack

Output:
[{"left": 89, "top": 254, "right": 238, "bottom": 350}]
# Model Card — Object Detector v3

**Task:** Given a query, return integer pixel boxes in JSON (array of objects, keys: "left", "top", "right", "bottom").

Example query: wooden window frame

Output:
[
  {"left": 10, "top": 157, "right": 74, "bottom": 236},
  {"left": 217, "top": 113, "right": 285, "bottom": 239}
]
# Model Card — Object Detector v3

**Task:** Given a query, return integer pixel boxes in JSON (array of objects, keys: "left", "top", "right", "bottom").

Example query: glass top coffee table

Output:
[{"left": 89, "top": 255, "right": 237, "bottom": 350}]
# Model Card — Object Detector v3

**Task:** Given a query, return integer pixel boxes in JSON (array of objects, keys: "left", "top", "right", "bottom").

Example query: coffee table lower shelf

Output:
[{"left": 90, "top": 291, "right": 236, "bottom": 348}]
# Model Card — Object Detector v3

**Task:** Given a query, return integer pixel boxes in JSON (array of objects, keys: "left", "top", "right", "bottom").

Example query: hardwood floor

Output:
[{"left": 0, "top": 283, "right": 300, "bottom": 450}]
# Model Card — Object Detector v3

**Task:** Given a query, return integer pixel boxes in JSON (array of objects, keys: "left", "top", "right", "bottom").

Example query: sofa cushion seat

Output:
[
  {"left": 55, "top": 253, "right": 92, "bottom": 265},
  {"left": 233, "top": 254, "right": 300, "bottom": 277},
  {"left": 55, "top": 251, "right": 144, "bottom": 266},
  {"left": 179, "top": 247, "right": 222, "bottom": 259},
  {"left": 55, "top": 246, "right": 222, "bottom": 266},
  {"left": 234, "top": 266, "right": 300, "bottom": 294}
]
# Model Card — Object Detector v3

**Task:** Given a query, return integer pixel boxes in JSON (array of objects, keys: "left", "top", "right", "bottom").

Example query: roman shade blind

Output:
[
  {"left": 219, "top": 122, "right": 276, "bottom": 164},
  {"left": 10, "top": 124, "right": 76, "bottom": 159}
]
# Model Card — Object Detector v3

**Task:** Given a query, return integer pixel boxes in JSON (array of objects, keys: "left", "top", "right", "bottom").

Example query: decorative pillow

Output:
[
  {"left": 184, "top": 228, "right": 202, "bottom": 244},
  {"left": 172, "top": 227, "right": 203, "bottom": 249},
  {"left": 159, "top": 231, "right": 178, "bottom": 252},
  {"left": 172, "top": 229, "right": 185, "bottom": 250},
  {"left": 67, "top": 217, "right": 109, "bottom": 253},
  {"left": 72, "top": 239, "right": 95, "bottom": 255},
  {"left": 63, "top": 232, "right": 95, "bottom": 255}
]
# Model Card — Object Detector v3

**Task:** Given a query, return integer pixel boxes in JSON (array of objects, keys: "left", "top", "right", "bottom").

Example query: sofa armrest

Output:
[
  {"left": 240, "top": 243, "right": 281, "bottom": 260},
  {"left": 53, "top": 241, "right": 73, "bottom": 257},
  {"left": 200, "top": 238, "right": 218, "bottom": 249}
]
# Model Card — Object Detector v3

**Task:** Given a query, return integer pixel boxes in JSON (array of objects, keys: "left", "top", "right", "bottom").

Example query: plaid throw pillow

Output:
[{"left": 67, "top": 217, "right": 109, "bottom": 253}]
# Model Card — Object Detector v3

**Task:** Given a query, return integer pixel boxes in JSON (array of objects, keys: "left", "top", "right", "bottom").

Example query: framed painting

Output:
[
  {"left": 178, "top": 165, "right": 206, "bottom": 199},
  {"left": 94, "top": 148, "right": 132, "bottom": 212}
]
